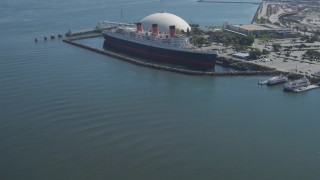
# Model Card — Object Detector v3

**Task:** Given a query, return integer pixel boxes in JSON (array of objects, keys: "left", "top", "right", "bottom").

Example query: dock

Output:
[
  {"left": 65, "top": 21, "right": 133, "bottom": 37},
  {"left": 65, "top": 29, "right": 102, "bottom": 37}
]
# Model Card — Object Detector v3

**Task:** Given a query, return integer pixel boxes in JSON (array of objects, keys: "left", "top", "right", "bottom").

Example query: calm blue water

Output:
[{"left": 1, "top": 0, "right": 320, "bottom": 180}]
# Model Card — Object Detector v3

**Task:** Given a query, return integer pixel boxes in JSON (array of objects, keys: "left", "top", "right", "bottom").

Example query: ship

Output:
[
  {"left": 283, "top": 77, "right": 310, "bottom": 91},
  {"left": 102, "top": 14, "right": 217, "bottom": 70},
  {"left": 266, "top": 74, "right": 288, "bottom": 86}
]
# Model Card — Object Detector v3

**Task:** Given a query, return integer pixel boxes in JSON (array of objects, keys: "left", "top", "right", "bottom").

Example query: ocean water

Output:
[{"left": 1, "top": 0, "right": 320, "bottom": 180}]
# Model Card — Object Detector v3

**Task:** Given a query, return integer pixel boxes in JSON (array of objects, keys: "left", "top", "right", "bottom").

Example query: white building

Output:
[
  {"left": 226, "top": 23, "right": 293, "bottom": 37},
  {"left": 140, "top": 12, "right": 191, "bottom": 33}
]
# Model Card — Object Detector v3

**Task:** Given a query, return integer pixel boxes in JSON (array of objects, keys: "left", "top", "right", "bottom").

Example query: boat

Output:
[
  {"left": 293, "top": 84, "right": 319, "bottom": 93},
  {"left": 266, "top": 74, "right": 288, "bottom": 86},
  {"left": 102, "top": 22, "right": 217, "bottom": 70},
  {"left": 283, "top": 77, "right": 310, "bottom": 91},
  {"left": 312, "top": 71, "right": 320, "bottom": 78},
  {"left": 258, "top": 80, "right": 268, "bottom": 85}
]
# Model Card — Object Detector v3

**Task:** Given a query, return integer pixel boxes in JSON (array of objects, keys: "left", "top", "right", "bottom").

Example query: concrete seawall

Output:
[
  {"left": 63, "top": 38, "right": 277, "bottom": 76},
  {"left": 251, "top": 2, "right": 263, "bottom": 24},
  {"left": 66, "top": 34, "right": 102, "bottom": 41}
]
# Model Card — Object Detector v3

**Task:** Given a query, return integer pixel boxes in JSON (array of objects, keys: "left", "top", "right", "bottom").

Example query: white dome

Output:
[{"left": 140, "top": 12, "right": 191, "bottom": 33}]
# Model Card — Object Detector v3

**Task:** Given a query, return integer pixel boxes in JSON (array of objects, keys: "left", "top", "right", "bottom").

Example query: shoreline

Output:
[
  {"left": 62, "top": 33, "right": 320, "bottom": 84},
  {"left": 216, "top": 0, "right": 320, "bottom": 84},
  {"left": 251, "top": 1, "right": 263, "bottom": 24},
  {"left": 197, "top": 0, "right": 260, "bottom": 5}
]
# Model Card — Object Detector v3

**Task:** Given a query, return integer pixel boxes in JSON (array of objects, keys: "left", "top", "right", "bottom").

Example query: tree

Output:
[
  {"left": 307, "top": 35, "right": 320, "bottom": 43},
  {"left": 190, "top": 24, "right": 202, "bottom": 35},
  {"left": 272, "top": 43, "right": 281, "bottom": 52},
  {"left": 249, "top": 49, "right": 262, "bottom": 59},
  {"left": 234, "top": 45, "right": 245, "bottom": 52},
  {"left": 299, "top": 43, "right": 307, "bottom": 49},
  {"left": 303, "top": 50, "right": 320, "bottom": 61},
  {"left": 239, "top": 35, "right": 255, "bottom": 46},
  {"left": 186, "top": 28, "right": 190, "bottom": 36},
  {"left": 262, "top": 49, "right": 270, "bottom": 55},
  {"left": 300, "top": 35, "right": 309, "bottom": 42},
  {"left": 285, "top": 51, "right": 291, "bottom": 57},
  {"left": 274, "top": 22, "right": 281, "bottom": 26},
  {"left": 192, "top": 36, "right": 205, "bottom": 47},
  {"left": 303, "top": 26, "right": 308, "bottom": 35}
]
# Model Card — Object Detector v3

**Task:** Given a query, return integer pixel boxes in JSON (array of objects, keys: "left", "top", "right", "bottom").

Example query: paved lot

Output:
[
  {"left": 210, "top": 47, "right": 320, "bottom": 76},
  {"left": 250, "top": 54, "right": 320, "bottom": 75}
]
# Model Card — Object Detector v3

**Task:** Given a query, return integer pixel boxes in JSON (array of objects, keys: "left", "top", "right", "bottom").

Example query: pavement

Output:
[
  {"left": 251, "top": 54, "right": 320, "bottom": 75},
  {"left": 268, "top": 5, "right": 286, "bottom": 24},
  {"left": 205, "top": 41, "right": 320, "bottom": 76},
  {"left": 258, "top": 2, "right": 268, "bottom": 19}
]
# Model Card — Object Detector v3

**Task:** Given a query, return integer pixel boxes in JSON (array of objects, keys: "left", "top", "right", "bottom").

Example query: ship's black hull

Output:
[{"left": 103, "top": 33, "right": 217, "bottom": 70}]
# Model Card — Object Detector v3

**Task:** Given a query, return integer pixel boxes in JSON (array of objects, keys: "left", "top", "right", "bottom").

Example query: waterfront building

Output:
[
  {"left": 225, "top": 23, "right": 293, "bottom": 37},
  {"left": 232, "top": 52, "right": 250, "bottom": 60},
  {"left": 139, "top": 12, "right": 191, "bottom": 33}
]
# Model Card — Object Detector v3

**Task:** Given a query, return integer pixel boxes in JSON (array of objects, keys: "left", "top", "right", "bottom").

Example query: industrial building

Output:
[{"left": 223, "top": 22, "right": 293, "bottom": 37}]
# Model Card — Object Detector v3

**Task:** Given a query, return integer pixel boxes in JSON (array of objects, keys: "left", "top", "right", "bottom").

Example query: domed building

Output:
[{"left": 139, "top": 12, "right": 191, "bottom": 33}]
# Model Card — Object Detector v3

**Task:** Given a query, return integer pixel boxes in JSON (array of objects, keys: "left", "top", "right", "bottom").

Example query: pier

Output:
[
  {"left": 34, "top": 34, "right": 64, "bottom": 42},
  {"left": 65, "top": 29, "right": 102, "bottom": 37}
]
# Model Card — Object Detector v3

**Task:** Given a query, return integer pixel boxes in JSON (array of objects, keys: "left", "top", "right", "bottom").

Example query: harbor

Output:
[
  {"left": 59, "top": 15, "right": 280, "bottom": 77},
  {"left": 31, "top": 2, "right": 320, "bottom": 88},
  {"left": 63, "top": 36, "right": 276, "bottom": 77},
  {"left": 62, "top": 28, "right": 320, "bottom": 94},
  {"left": 34, "top": 1, "right": 320, "bottom": 84},
  {"left": 59, "top": 12, "right": 320, "bottom": 92},
  {"left": 4, "top": 0, "right": 320, "bottom": 180}
]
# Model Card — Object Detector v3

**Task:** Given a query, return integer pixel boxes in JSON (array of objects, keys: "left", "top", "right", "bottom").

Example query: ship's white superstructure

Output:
[
  {"left": 104, "top": 26, "right": 215, "bottom": 55},
  {"left": 283, "top": 77, "right": 310, "bottom": 91},
  {"left": 267, "top": 74, "right": 288, "bottom": 86}
]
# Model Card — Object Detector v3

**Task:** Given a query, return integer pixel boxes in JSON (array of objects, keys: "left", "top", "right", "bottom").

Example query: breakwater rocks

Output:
[
  {"left": 217, "top": 57, "right": 320, "bottom": 83},
  {"left": 252, "top": 2, "right": 263, "bottom": 24},
  {"left": 63, "top": 38, "right": 278, "bottom": 77},
  {"left": 217, "top": 57, "right": 276, "bottom": 72}
]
